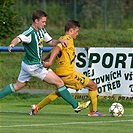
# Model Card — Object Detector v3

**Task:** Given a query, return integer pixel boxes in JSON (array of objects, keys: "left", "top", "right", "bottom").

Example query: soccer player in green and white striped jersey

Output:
[{"left": 0, "top": 10, "right": 89, "bottom": 114}]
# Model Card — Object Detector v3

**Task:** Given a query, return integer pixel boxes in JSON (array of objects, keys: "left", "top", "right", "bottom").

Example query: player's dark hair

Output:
[
  {"left": 32, "top": 10, "right": 47, "bottom": 22},
  {"left": 65, "top": 20, "right": 80, "bottom": 32}
]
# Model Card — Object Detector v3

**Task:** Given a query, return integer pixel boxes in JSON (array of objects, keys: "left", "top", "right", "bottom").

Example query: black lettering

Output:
[
  {"left": 105, "top": 74, "right": 110, "bottom": 81},
  {"left": 129, "top": 53, "right": 133, "bottom": 68},
  {"left": 112, "top": 72, "right": 116, "bottom": 79},
  {"left": 116, "top": 80, "right": 121, "bottom": 88},
  {"left": 124, "top": 72, "right": 133, "bottom": 80},
  {"left": 107, "top": 83, "right": 112, "bottom": 91},
  {"left": 102, "top": 53, "right": 113, "bottom": 68},
  {"left": 115, "top": 53, "right": 126, "bottom": 68},
  {"left": 102, "top": 84, "right": 106, "bottom": 92},
  {"left": 95, "top": 78, "right": 100, "bottom": 84},
  {"left": 116, "top": 70, "right": 122, "bottom": 78},
  {"left": 76, "top": 53, "right": 86, "bottom": 68},
  {"left": 88, "top": 53, "right": 100, "bottom": 68},
  {"left": 100, "top": 76, "right": 105, "bottom": 83},
  {"left": 97, "top": 86, "right": 102, "bottom": 93},
  {"left": 83, "top": 71, "right": 87, "bottom": 76},
  {"left": 124, "top": 73, "right": 129, "bottom": 80},
  {"left": 112, "top": 81, "right": 116, "bottom": 89}
]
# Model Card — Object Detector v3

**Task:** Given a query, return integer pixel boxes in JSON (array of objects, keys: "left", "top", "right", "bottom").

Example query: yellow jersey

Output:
[{"left": 55, "top": 35, "right": 76, "bottom": 76}]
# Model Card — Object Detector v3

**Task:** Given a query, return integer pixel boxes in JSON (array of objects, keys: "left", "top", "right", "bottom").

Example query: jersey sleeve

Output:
[
  {"left": 43, "top": 32, "right": 52, "bottom": 43},
  {"left": 57, "top": 43, "right": 63, "bottom": 50},
  {"left": 42, "top": 28, "right": 52, "bottom": 43},
  {"left": 17, "top": 34, "right": 31, "bottom": 43}
]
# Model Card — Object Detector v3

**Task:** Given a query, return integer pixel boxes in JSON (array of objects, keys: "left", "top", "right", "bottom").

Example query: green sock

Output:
[
  {"left": 58, "top": 86, "right": 78, "bottom": 109},
  {"left": 0, "top": 84, "right": 15, "bottom": 99}
]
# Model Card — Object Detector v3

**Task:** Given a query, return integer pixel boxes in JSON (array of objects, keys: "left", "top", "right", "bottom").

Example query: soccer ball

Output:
[{"left": 109, "top": 102, "right": 124, "bottom": 117}]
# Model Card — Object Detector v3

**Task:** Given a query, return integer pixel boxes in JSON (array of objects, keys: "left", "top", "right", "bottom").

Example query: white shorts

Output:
[{"left": 18, "top": 61, "right": 52, "bottom": 83}]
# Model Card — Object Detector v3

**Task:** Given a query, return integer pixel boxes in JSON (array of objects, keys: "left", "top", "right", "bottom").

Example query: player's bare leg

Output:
[{"left": 0, "top": 81, "right": 26, "bottom": 99}]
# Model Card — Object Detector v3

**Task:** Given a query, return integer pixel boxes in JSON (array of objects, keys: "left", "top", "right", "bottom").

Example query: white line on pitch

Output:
[
  {"left": 0, "top": 111, "right": 133, "bottom": 116},
  {"left": 0, "top": 120, "right": 132, "bottom": 128}
]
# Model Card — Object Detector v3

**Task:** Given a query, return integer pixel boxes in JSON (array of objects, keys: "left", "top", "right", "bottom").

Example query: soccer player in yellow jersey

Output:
[{"left": 30, "top": 20, "right": 105, "bottom": 116}]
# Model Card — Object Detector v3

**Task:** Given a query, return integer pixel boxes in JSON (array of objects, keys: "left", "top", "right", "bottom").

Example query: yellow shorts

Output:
[{"left": 59, "top": 72, "right": 90, "bottom": 91}]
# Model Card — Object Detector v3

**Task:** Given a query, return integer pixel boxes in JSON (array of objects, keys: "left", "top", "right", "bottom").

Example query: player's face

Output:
[
  {"left": 71, "top": 27, "right": 79, "bottom": 39},
  {"left": 36, "top": 17, "right": 47, "bottom": 30}
]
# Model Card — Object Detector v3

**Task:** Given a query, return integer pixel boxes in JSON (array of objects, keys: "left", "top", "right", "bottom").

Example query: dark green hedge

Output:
[{"left": 0, "top": 0, "right": 22, "bottom": 39}]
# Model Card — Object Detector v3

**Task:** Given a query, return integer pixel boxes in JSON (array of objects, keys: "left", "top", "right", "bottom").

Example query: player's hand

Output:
[
  {"left": 60, "top": 40, "right": 68, "bottom": 48},
  {"left": 43, "top": 62, "right": 52, "bottom": 69},
  {"left": 8, "top": 44, "right": 15, "bottom": 52}
]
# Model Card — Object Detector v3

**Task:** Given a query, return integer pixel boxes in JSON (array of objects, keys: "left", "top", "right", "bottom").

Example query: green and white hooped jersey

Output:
[{"left": 17, "top": 26, "right": 52, "bottom": 65}]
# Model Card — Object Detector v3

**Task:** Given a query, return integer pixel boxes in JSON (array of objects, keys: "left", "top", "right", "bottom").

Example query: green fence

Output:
[{"left": 12, "top": 0, "right": 133, "bottom": 30}]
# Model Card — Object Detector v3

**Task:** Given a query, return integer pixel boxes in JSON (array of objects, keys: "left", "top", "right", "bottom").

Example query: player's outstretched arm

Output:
[
  {"left": 43, "top": 46, "right": 60, "bottom": 69},
  {"left": 48, "top": 39, "right": 68, "bottom": 47},
  {"left": 8, "top": 38, "right": 21, "bottom": 52},
  {"left": 42, "top": 52, "right": 51, "bottom": 61}
]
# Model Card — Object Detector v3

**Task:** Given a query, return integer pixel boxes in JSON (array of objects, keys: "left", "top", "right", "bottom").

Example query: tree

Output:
[{"left": 0, "top": 0, "right": 22, "bottom": 39}]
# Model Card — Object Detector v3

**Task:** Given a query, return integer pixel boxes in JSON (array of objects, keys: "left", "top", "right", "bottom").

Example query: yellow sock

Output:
[
  {"left": 88, "top": 90, "right": 97, "bottom": 112},
  {"left": 37, "top": 91, "right": 59, "bottom": 109}
]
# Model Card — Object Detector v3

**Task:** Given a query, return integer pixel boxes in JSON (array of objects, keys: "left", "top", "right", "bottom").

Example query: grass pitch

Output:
[{"left": 0, "top": 94, "right": 132, "bottom": 133}]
